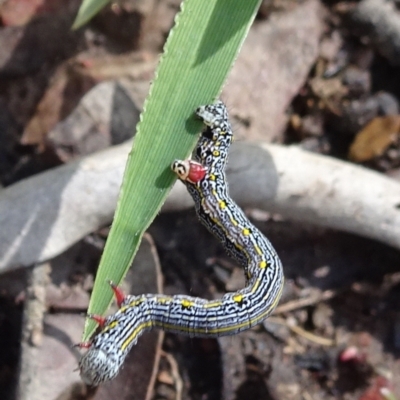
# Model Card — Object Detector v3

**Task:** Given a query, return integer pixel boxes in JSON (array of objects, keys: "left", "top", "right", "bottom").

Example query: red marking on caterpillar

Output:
[
  {"left": 109, "top": 281, "right": 126, "bottom": 307},
  {"left": 187, "top": 160, "right": 207, "bottom": 183}
]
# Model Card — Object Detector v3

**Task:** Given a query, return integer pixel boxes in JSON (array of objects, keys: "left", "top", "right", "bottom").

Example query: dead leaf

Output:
[
  {"left": 349, "top": 115, "right": 400, "bottom": 162},
  {"left": 21, "top": 61, "right": 96, "bottom": 149}
]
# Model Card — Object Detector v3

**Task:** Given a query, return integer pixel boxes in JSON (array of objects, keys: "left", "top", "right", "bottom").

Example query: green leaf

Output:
[
  {"left": 83, "top": 0, "right": 262, "bottom": 341},
  {"left": 72, "top": 0, "right": 110, "bottom": 29}
]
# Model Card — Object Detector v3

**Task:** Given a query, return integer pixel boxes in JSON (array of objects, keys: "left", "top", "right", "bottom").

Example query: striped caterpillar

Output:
[{"left": 78, "top": 101, "right": 284, "bottom": 385}]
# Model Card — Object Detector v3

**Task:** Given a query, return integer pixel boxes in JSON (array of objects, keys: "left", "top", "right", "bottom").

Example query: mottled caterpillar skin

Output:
[{"left": 78, "top": 101, "right": 284, "bottom": 386}]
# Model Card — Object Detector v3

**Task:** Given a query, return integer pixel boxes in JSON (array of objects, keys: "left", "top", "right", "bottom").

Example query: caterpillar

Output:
[{"left": 78, "top": 101, "right": 284, "bottom": 386}]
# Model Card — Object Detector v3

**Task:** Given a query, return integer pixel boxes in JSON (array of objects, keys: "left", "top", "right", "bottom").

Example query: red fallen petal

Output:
[
  {"left": 109, "top": 280, "right": 126, "bottom": 307},
  {"left": 339, "top": 346, "right": 367, "bottom": 363},
  {"left": 339, "top": 346, "right": 359, "bottom": 362},
  {"left": 87, "top": 313, "right": 106, "bottom": 328},
  {"left": 188, "top": 161, "right": 207, "bottom": 183}
]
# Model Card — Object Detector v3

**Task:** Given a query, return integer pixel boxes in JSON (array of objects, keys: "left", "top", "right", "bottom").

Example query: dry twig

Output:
[{"left": 0, "top": 142, "right": 399, "bottom": 271}]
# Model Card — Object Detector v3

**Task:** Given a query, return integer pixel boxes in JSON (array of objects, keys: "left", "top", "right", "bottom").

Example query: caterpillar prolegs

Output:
[{"left": 78, "top": 101, "right": 284, "bottom": 386}]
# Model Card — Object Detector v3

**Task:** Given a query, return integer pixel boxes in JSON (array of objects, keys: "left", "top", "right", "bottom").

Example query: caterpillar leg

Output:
[
  {"left": 73, "top": 314, "right": 108, "bottom": 350},
  {"left": 108, "top": 280, "right": 126, "bottom": 307}
]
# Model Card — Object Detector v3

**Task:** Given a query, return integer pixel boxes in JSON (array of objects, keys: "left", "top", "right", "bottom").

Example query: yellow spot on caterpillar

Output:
[
  {"left": 219, "top": 200, "right": 226, "bottom": 209},
  {"left": 120, "top": 298, "right": 144, "bottom": 313},
  {"left": 157, "top": 297, "right": 171, "bottom": 304},
  {"left": 254, "top": 245, "right": 262, "bottom": 256},
  {"left": 259, "top": 261, "right": 267, "bottom": 269},
  {"left": 242, "top": 228, "right": 250, "bottom": 236},
  {"left": 102, "top": 320, "right": 118, "bottom": 333},
  {"left": 181, "top": 299, "right": 194, "bottom": 308},
  {"left": 209, "top": 174, "right": 216, "bottom": 181},
  {"left": 233, "top": 294, "right": 243, "bottom": 303},
  {"left": 213, "top": 150, "right": 220, "bottom": 157}
]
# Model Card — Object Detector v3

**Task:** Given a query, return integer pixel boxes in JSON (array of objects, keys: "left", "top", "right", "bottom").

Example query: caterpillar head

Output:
[
  {"left": 196, "top": 100, "right": 228, "bottom": 128},
  {"left": 79, "top": 347, "right": 122, "bottom": 386}
]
